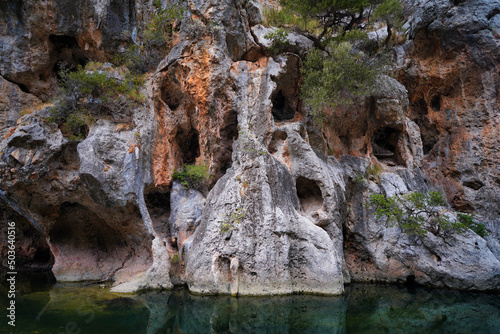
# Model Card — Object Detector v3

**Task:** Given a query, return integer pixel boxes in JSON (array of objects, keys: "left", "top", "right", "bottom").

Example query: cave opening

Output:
[
  {"left": 49, "top": 35, "right": 88, "bottom": 79},
  {"left": 296, "top": 176, "right": 324, "bottom": 213},
  {"left": 268, "top": 130, "right": 288, "bottom": 154},
  {"left": 17, "top": 83, "right": 30, "bottom": 93},
  {"left": 271, "top": 90, "right": 296, "bottom": 121},
  {"left": 176, "top": 127, "right": 200, "bottom": 165},
  {"left": 430, "top": 95, "right": 441, "bottom": 111},
  {"left": 372, "top": 127, "right": 403, "bottom": 166},
  {"left": 145, "top": 191, "right": 171, "bottom": 238},
  {"left": 1, "top": 208, "right": 54, "bottom": 271},
  {"left": 218, "top": 110, "right": 239, "bottom": 175},
  {"left": 410, "top": 99, "right": 440, "bottom": 155},
  {"left": 270, "top": 56, "right": 302, "bottom": 122},
  {"left": 405, "top": 274, "right": 417, "bottom": 286},
  {"left": 161, "top": 81, "right": 184, "bottom": 111}
]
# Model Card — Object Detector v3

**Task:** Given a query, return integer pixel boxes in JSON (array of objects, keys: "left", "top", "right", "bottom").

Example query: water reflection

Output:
[{"left": 1, "top": 274, "right": 499, "bottom": 333}]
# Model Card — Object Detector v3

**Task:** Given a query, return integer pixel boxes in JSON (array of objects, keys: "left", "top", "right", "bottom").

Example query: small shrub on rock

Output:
[
  {"left": 369, "top": 190, "right": 489, "bottom": 237},
  {"left": 172, "top": 163, "right": 210, "bottom": 190},
  {"left": 264, "top": 27, "right": 290, "bottom": 54},
  {"left": 48, "top": 63, "right": 144, "bottom": 140}
]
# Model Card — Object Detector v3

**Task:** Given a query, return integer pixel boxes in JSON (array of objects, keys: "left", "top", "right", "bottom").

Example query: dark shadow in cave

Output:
[
  {"left": 176, "top": 127, "right": 200, "bottom": 165},
  {"left": 50, "top": 35, "right": 88, "bottom": 80},
  {"left": 296, "top": 176, "right": 324, "bottom": 213},
  {"left": 372, "top": 127, "right": 404, "bottom": 166},
  {"left": 145, "top": 191, "right": 171, "bottom": 239},
  {"left": 271, "top": 90, "right": 296, "bottom": 121}
]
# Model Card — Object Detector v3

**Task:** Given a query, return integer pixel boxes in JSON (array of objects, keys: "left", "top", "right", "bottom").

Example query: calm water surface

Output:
[{"left": 1, "top": 273, "right": 499, "bottom": 333}]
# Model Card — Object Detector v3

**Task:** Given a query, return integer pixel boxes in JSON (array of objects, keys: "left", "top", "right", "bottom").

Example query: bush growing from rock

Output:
[
  {"left": 114, "top": 1, "right": 184, "bottom": 73},
  {"left": 48, "top": 63, "right": 145, "bottom": 140},
  {"left": 264, "top": 27, "right": 290, "bottom": 54},
  {"left": 172, "top": 163, "right": 210, "bottom": 190},
  {"left": 301, "top": 41, "right": 380, "bottom": 124},
  {"left": 369, "top": 190, "right": 489, "bottom": 237}
]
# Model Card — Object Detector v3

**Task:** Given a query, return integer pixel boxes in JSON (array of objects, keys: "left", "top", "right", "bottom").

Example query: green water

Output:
[{"left": 1, "top": 273, "right": 499, "bottom": 333}]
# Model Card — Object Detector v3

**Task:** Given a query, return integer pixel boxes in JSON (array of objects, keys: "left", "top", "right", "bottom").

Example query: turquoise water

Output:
[{"left": 1, "top": 273, "right": 499, "bottom": 333}]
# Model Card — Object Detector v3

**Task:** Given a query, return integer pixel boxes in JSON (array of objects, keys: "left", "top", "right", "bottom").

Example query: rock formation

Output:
[{"left": 0, "top": 0, "right": 499, "bottom": 294}]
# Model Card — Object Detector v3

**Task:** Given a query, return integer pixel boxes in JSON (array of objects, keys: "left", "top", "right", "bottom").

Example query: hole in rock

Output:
[
  {"left": 50, "top": 203, "right": 125, "bottom": 253},
  {"left": 268, "top": 130, "right": 288, "bottom": 154},
  {"left": 17, "top": 83, "right": 29, "bottom": 93},
  {"left": 430, "top": 95, "right": 441, "bottom": 111},
  {"left": 218, "top": 110, "right": 239, "bottom": 176},
  {"left": 487, "top": 8, "right": 500, "bottom": 20},
  {"left": 49, "top": 34, "right": 78, "bottom": 48},
  {"left": 49, "top": 35, "right": 88, "bottom": 78},
  {"left": 372, "top": 127, "right": 404, "bottom": 166},
  {"left": 1, "top": 209, "right": 54, "bottom": 271},
  {"left": 296, "top": 176, "right": 324, "bottom": 213},
  {"left": 176, "top": 127, "right": 200, "bottom": 164},
  {"left": 463, "top": 179, "right": 484, "bottom": 190},
  {"left": 271, "top": 90, "right": 296, "bottom": 121},
  {"left": 161, "top": 83, "right": 184, "bottom": 111},
  {"left": 411, "top": 99, "right": 440, "bottom": 155},
  {"left": 48, "top": 202, "right": 146, "bottom": 281},
  {"left": 405, "top": 274, "right": 417, "bottom": 286},
  {"left": 145, "top": 191, "right": 171, "bottom": 238},
  {"left": 270, "top": 56, "right": 302, "bottom": 122}
]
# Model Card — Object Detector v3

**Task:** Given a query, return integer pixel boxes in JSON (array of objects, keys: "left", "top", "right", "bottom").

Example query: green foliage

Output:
[
  {"left": 301, "top": 41, "right": 380, "bottom": 124},
  {"left": 366, "top": 164, "right": 383, "bottom": 180},
  {"left": 143, "top": 0, "right": 184, "bottom": 48},
  {"left": 368, "top": 191, "right": 489, "bottom": 237},
  {"left": 373, "top": 0, "right": 404, "bottom": 42},
  {"left": 169, "top": 253, "right": 180, "bottom": 264},
  {"left": 48, "top": 63, "right": 144, "bottom": 140},
  {"left": 264, "top": 27, "right": 290, "bottom": 54},
  {"left": 172, "top": 163, "right": 210, "bottom": 190},
  {"left": 114, "top": 2, "right": 184, "bottom": 73},
  {"left": 355, "top": 164, "right": 383, "bottom": 185},
  {"left": 373, "top": 0, "right": 403, "bottom": 25},
  {"left": 355, "top": 174, "right": 367, "bottom": 184},
  {"left": 455, "top": 213, "right": 489, "bottom": 237},
  {"left": 263, "top": 6, "right": 319, "bottom": 31},
  {"left": 278, "top": 0, "right": 403, "bottom": 38},
  {"left": 278, "top": 0, "right": 402, "bottom": 44},
  {"left": 220, "top": 207, "right": 246, "bottom": 233}
]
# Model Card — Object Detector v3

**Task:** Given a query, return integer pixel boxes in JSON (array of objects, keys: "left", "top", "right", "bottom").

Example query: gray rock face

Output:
[
  {"left": 169, "top": 181, "right": 205, "bottom": 252},
  {"left": 0, "top": 0, "right": 151, "bottom": 98},
  {"left": 0, "top": 0, "right": 499, "bottom": 295},
  {"left": 252, "top": 24, "right": 314, "bottom": 57},
  {"left": 0, "top": 75, "right": 41, "bottom": 138},
  {"left": 188, "top": 0, "right": 260, "bottom": 60},
  {"left": 184, "top": 55, "right": 346, "bottom": 295},
  {"left": 399, "top": 0, "right": 500, "bottom": 229},
  {"left": 343, "top": 156, "right": 500, "bottom": 290}
]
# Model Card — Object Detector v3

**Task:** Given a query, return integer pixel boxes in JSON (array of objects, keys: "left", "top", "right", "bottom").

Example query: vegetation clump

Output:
[
  {"left": 114, "top": 0, "right": 184, "bottom": 73},
  {"left": 369, "top": 190, "right": 489, "bottom": 237},
  {"left": 263, "top": 1, "right": 404, "bottom": 125},
  {"left": 48, "top": 62, "right": 145, "bottom": 140},
  {"left": 220, "top": 207, "right": 246, "bottom": 234},
  {"left": 301, "top": 41, "right": 380, "bottom": 124},
  {"left": 172, "top": 163, "right": 210, "bottom": 190},
  {"left": 264, "top": 27, "right": 290, "bottom": 54}
]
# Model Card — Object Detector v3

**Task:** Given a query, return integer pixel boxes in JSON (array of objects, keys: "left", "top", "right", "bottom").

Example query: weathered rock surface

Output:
[
  {"left": 0, "top": 0, "right": 151, "bottom": 99},
  {"left": 0, "top": 75, "right": 41, "bottom": 138},
  {"left": 400, "top": 0, "right": 500, "bottom": 222},
  {"left": 342, "top": 156, "right": 500, "bottom": 290},
  {"left": 0, "top": 0, "right": 499, "bottom": 295}
]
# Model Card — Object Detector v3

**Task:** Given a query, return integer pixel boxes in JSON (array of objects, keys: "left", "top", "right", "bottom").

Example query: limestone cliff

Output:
[{"left": 0, "top": 0, "right": 499, "bottom": 294}]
